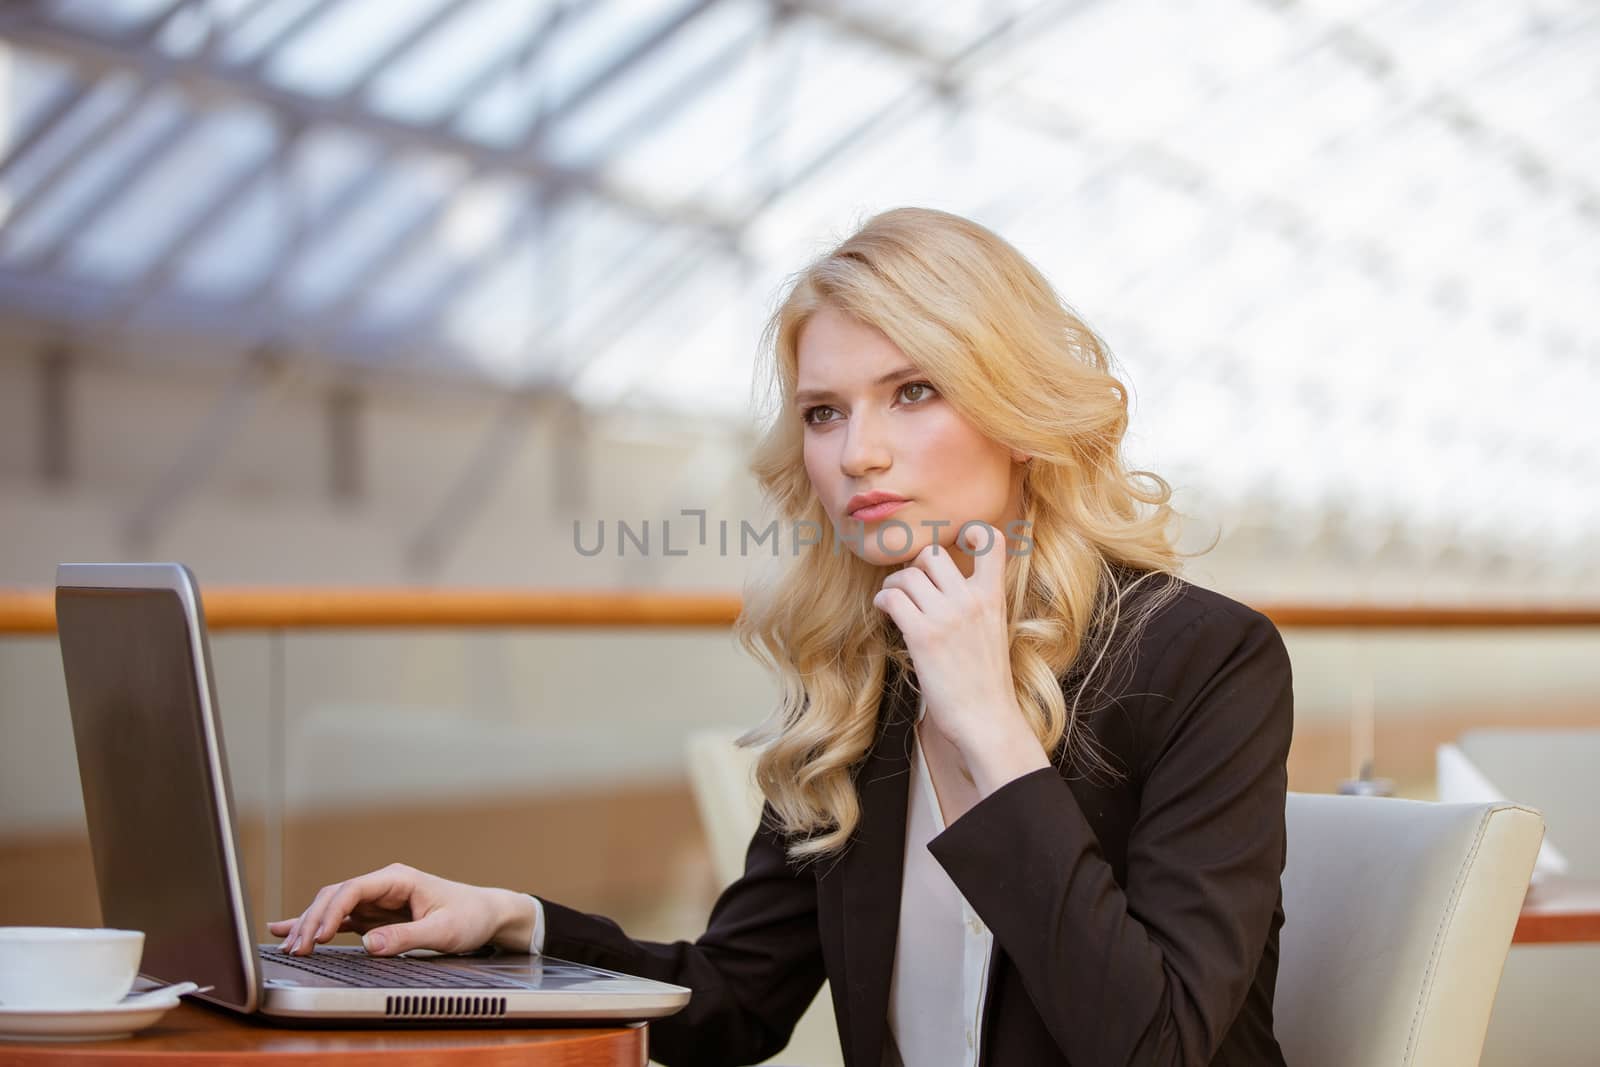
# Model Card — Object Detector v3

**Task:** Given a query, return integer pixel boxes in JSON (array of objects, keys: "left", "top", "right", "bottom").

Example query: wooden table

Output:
[
  {"left": 1513, "top": 875, "right": 1600, "bottom": 945},
  {"left": 0, "top": 1002, "right": 647, "bottom": 1065}
]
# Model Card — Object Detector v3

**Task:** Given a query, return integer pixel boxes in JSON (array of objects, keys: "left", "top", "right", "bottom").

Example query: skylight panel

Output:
[
  {"left": 172, "top": 175, "right": 282, "bottom": 298},
  {"left": 279, "top": 156, "right": 459, "bottom": 313},
  {"left": 364, "top": 176, "right": 526, "bottom": 326},
  {"left": 602, "top": 18, "right": 914, "bottom": 206},
  {"left": 267, "top": 0, "right": 457, "bottom": 99},
  {"left": 0, "top": 86, "right": 185, "bottom": 264},
  {"left": 582, "top": 258, "right": 755, "bottom": 415},
  {"left": 0, "top": 48, "right": 74, "bottom": 144},
  {"left": 366, "top": 0, "right": 560, "bottom": 126},
  {"left": 67, "top": 103, "right": 275, "bottom": 281},
  {"left": 537, "top": 0, "right": 767, "bottom": 165},
  {"left": 539, "top": 0, "right": 714, "bottom": 117},
  {"left": 213, "top": 0, "right": 323, "bottom": 66},
  {"left": 824, "top": 0, "right": 996, "bottom": 58},
  {"left": 435, "top": 238, "right": 545, "bottom": 382},
  {"left": 737, "top": 86, "right": 943, "bottom": 259},
  {"left": 0, "top": 71, "right": 141, "bottom": 213},
  {"left": 42, "top": 0, "right": 171, "bottom": 34}
]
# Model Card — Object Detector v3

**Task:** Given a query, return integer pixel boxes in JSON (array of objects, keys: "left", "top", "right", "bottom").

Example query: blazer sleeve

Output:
[
  {"left": 534, "top": 805, "right": 826, "bottom": 1067},
  {"left": 927, "top": 603, "right": 1293, "bottom": 1066}
]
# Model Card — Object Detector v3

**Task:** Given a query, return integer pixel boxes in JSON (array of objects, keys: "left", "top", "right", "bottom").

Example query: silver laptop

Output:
[{"left": 54, "top": 562, "right": 691, "bottom": 1024}]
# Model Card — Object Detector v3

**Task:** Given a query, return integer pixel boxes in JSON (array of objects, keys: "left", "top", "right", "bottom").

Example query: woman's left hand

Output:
[{"left": 873, "top": 523, "right": 1050, "bottom": 792}]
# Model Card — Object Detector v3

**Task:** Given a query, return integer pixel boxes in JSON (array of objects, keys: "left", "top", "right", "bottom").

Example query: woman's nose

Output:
[{"left": 840, "top": 416, "right": 891, "bottom": 477}]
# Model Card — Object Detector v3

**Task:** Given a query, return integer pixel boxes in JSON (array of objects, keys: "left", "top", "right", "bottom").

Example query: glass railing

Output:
[{"left": 2, "top": 589, "right": 1597, "bottom": 946}]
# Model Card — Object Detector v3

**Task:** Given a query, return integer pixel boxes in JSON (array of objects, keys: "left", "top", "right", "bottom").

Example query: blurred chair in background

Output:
[
  {"left": 1276, "top": 793, "right": 1544, "bottom": 1067},
  {"left": 1445, "top": 730, "right": 1600, "bottom": 1067}
]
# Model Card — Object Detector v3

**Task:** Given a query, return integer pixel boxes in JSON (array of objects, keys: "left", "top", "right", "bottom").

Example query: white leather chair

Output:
[
  {"left": 687, "top": 738, "right": 1544, "bottom": 1067},
  {"left": 685, "top": 730, "right": 844, "bottom": 1067},
  {"left": 1277, "top": 792, "right": 1545, "bottom": 1067},
  {"left": 1451, "top": 729, "right": 1600, "bottom": 1067}
]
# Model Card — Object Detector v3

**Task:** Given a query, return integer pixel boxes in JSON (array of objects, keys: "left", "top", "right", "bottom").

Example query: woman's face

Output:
[{"left": 796, "top": 306, "right": 1026, "bottom": 576}]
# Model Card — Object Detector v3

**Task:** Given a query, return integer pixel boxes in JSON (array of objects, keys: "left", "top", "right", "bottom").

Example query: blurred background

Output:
[{"left": 0, "top": 1, "right": 1596, "bottom": 1063}]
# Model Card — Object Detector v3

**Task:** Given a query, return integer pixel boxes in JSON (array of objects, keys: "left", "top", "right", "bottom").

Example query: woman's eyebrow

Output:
[{"left": 794, "top": 366, "right": 922, "bottom": 406}]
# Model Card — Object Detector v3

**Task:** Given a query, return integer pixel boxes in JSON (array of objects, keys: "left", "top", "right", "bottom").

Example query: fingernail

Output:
[{"left": 363, "top": 932, "right": 386, "bottom": 953}]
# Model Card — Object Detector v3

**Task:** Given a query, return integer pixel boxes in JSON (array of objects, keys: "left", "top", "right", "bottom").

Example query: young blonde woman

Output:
[{"left": 271, "top": 208, "right": 1294, "bottom": 1066}]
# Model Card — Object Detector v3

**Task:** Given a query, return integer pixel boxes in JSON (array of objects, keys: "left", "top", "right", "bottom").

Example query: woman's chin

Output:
[{"left": 856, "top": 537, "right": 931, "bottom": 568}]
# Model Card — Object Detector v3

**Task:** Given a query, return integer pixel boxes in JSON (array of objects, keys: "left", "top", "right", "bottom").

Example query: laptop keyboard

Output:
[{"left": 264, "top": 947, "right": 527, "bottom": 989}]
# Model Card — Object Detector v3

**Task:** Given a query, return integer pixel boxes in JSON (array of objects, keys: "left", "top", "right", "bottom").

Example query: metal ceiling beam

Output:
[
  {"left": 416, "top": 2, "right": 570, "bottom": 126},
  {"left": 760, "top": 0, "right": 1347, "bottom": 278},
  {"left": 202, "top": 0, "right": 290, "bottom": 51},
  {"left": 349, "top": 0, "right": 737, "bottom": 346},
  {"left": 538, "top": 231, "right": 720, "bottom": 389},
  {"left": 236, "top": 0, "right": 353, "bottom": 73},
  {"left": 383, "top": 224, "right": 711, "bottom": 414},
  {"left": 0, "top": 80, "right": 160, "bottom": 245},
  {"left": 26, "top": 109, "right": 197, "bottom": 272},
  {"left": 3, "top": 8, "right": 739, "bottom": 241},
  {"left": 398, "top": 241, "right": 732, "bottom": 575},
  {"left": 1, "top": 0, "right": 288, "bottom": 266},
  {"left": 0, "top": 9, "right": 741, "bottom": 241},
  {"left": 361, "top": 2, "right": 756, "bottom": 362},
  {"left": 787, "top": 0, "right": 1599, "bottom": 262},
  {"left": 506, "top": 2, "right": 1074, "bottom": 399},
  {"left": 515, "top": 0, "right": 725, "bottom": 150},
  {"left": 721, "top": 0, "right": 1076, "bottom": 224},
  {"left": 0, "top": 0, "right": 216, "bottom": 182},
  {"left": 136, "top": 0, "right": 230, "bottom": 44},
  {"left": 299, "top": 178, "right": 465, "bottom": 342},
  {"left": 335, "top": 0, "right": 494, "bottom": 102},
  {"left": 219, "top": 2, "right": 565, "bottom": 329},
  {"left": 742, "top": 81, "right": 927, "bottom": 221},
  {"left": 561, "top": 10, "right": 768, "bottom": 171},
  {"left": 0, "top": 261, "right": 466, "bottom": 377},
  {"left": 1280, "top": 6, "right": 1600, "bottom": 219},
  {"left": 774, "top": 0, "right": 1039, "bottom": 78},
  {"left": 0, "top": 262, "right": 759, "bottom": 437},
  {"left": 235, "top": 151, "right": 397, "bottom": 318},
  {"left": 375, "top": 190, "right": 550, "bottom": 342},
  {"left": 106, "top": 127, "right": 294, "bottom": 321},
  {"left": 0, "top": 79, "right": 95, "bottom": 181},
  {"left": 387, "top": 1, "right": 761, "bottom": 347}
]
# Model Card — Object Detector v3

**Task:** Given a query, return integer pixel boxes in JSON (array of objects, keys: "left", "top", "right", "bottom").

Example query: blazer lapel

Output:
[{"left": 837, "top": 663, "right": 917, "bottom": 1067}]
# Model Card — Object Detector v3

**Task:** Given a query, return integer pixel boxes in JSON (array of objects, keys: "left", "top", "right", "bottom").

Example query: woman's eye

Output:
[{"left": 802, "top": 383, "right": 933, "bottom": 426}]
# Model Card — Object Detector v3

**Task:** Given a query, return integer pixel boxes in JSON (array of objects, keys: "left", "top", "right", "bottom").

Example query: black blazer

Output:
[{"left": 538, "top": 579, "right": 1294, "bottom": 1066}]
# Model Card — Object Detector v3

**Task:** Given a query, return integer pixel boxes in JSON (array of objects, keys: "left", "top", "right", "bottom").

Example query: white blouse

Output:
[
  {"left": 530, "top": 694, "right": 997, "bottom": 1066},
  {"left": 885, "top": 695, "right": 995, "bottom": 1067}
]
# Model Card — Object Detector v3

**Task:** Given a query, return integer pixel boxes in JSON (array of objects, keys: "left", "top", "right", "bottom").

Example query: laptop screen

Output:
[{"left": 56, "top": 582, "right": 253, "bottom": 1008}]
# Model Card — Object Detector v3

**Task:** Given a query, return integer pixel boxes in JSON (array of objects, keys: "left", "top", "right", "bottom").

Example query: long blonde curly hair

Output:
[{"left": 736, "top": 207, "right": 1189, "bottom": 861}]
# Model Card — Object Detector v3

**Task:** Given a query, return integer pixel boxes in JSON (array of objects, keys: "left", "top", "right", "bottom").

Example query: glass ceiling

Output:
[{"left": 0, "top": 0, "right": 1597, "bottom": 564}]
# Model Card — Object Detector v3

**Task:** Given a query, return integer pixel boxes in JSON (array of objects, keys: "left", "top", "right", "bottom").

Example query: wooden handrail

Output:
[
  {"left": 0, "top": 588, "right": 743, "bottom": 634},
  {"left": 2, "top": 588, "right": 1599, "bottom": 634}
]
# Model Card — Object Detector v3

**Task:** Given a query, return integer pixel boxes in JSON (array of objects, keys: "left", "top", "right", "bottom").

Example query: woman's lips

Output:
[{"left": 849, "top": 499, "right": 909, "bottom": 522}]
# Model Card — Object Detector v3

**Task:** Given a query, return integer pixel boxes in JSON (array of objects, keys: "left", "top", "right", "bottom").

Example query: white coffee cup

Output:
[{"left": 0, "top": 927, "right": 145, "bottom": 1009}]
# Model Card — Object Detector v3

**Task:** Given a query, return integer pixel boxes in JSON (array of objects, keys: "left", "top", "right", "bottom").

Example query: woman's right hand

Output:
[{"left": 265, "top": 862, "right": 537, "bottom": 958}]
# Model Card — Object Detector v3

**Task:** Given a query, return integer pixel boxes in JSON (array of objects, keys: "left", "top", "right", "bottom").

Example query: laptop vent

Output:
[{"left": 384, "top": 994, "right": 508, "bottom": 1018}]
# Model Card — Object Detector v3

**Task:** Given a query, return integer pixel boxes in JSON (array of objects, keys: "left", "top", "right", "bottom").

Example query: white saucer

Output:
[{"left": 0, "top": 989, "right": 184, "bottom": 1042}]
